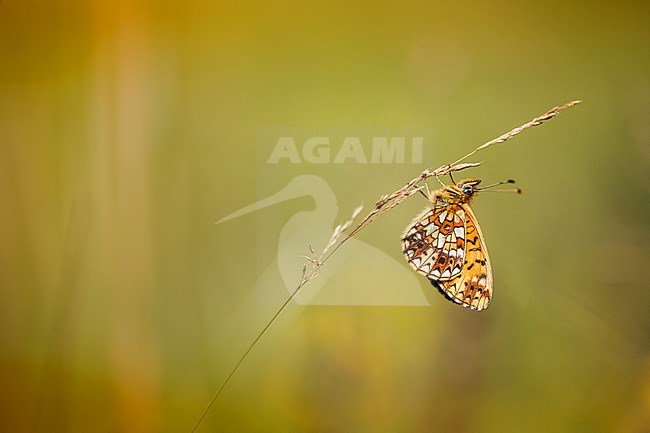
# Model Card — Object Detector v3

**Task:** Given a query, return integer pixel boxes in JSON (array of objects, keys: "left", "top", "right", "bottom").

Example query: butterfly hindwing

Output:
[{"left": 432, "top": 204, "right": 493, "bottom": 311}]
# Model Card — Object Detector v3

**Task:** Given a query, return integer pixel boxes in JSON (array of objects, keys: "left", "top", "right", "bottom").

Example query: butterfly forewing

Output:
[
  {"left": 432, "top": 204, "right": 493, "bottom": 311},
  {"left": 401, "top": 204, "right": 467, "bottom": 281}
]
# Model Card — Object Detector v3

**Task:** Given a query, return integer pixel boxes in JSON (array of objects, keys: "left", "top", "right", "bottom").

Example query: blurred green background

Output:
[{"left": 1, "top": 1, "right": 649, "bottom": 432}]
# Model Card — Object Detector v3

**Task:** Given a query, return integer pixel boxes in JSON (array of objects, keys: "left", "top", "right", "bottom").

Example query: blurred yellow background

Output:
[{"left": 1, "top": 1, "right": 649, "bottom": 432}]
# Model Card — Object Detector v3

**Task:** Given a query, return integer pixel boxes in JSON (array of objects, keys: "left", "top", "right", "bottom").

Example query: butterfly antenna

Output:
[
  {"left": 481, "top": 188, "right": 523, "bottom": 194},
  {"left": 476, "top": 179, "right": 515, "bottom": 190},
  {"left": 477, "top": 179, "right": 523, "bottom": 194}
]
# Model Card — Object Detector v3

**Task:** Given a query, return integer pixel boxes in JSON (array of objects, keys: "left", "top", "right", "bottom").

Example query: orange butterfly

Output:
[{"left": 402, "top": 177, "right": 519, "bottom": 311}]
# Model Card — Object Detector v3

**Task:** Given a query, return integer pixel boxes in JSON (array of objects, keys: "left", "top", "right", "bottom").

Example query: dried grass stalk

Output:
[{"left": 191, "top": 100, "right": 581, "bottom": 432}]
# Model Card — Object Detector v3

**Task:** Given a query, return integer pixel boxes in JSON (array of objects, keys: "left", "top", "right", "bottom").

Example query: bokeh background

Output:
[{"left": 1, "top": 1, "right": 649, "bottom": 432}]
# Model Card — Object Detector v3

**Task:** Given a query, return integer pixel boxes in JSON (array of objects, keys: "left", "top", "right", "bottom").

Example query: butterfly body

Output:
[{"left": 402, "top": 178, "right": 493, "bottom": 311}]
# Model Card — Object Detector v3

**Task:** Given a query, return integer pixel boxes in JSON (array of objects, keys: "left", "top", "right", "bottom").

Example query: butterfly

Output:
[{"left": 401, "top": 177, "right": 519, "bottom": 311}]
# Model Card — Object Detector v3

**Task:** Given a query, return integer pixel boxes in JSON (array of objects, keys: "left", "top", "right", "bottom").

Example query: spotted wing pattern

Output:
[
  {"left": 432, "top": 204, "right": 493, "bottom": 311},
  {"left": 401, "top": 204, "right": 467, "bottom": 281}
]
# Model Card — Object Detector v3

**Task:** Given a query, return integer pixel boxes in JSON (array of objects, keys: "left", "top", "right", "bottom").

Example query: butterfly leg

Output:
[
  {"left": 423, "top": 183, "right": 444, "bottom": 209},
  {"left": 424, "top": 182, "right": 432, "bottom": 200}
]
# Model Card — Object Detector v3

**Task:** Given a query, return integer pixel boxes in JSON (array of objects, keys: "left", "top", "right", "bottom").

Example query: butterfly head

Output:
[
  {"left": 444, "top": 178, "right": 482, "bottom": 203},
  {"left": 458, "top": 178, "right": 482, "bottom": 197},
  {"left": 442, "top": 177, "right": 521, "bottom": 203}
]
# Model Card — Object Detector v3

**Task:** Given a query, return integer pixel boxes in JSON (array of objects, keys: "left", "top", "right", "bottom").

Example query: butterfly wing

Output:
[
  {"left": 432, "top": 203, "right": 493, "bottom": 311},
  {"left": 401, "top": 204, "right": 467, "bottom": 281}
]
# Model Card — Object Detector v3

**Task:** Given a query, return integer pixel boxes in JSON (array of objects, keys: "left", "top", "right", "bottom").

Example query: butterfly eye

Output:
[{"left": 462, "top": 185, "right": 473, "bottom": 195}]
